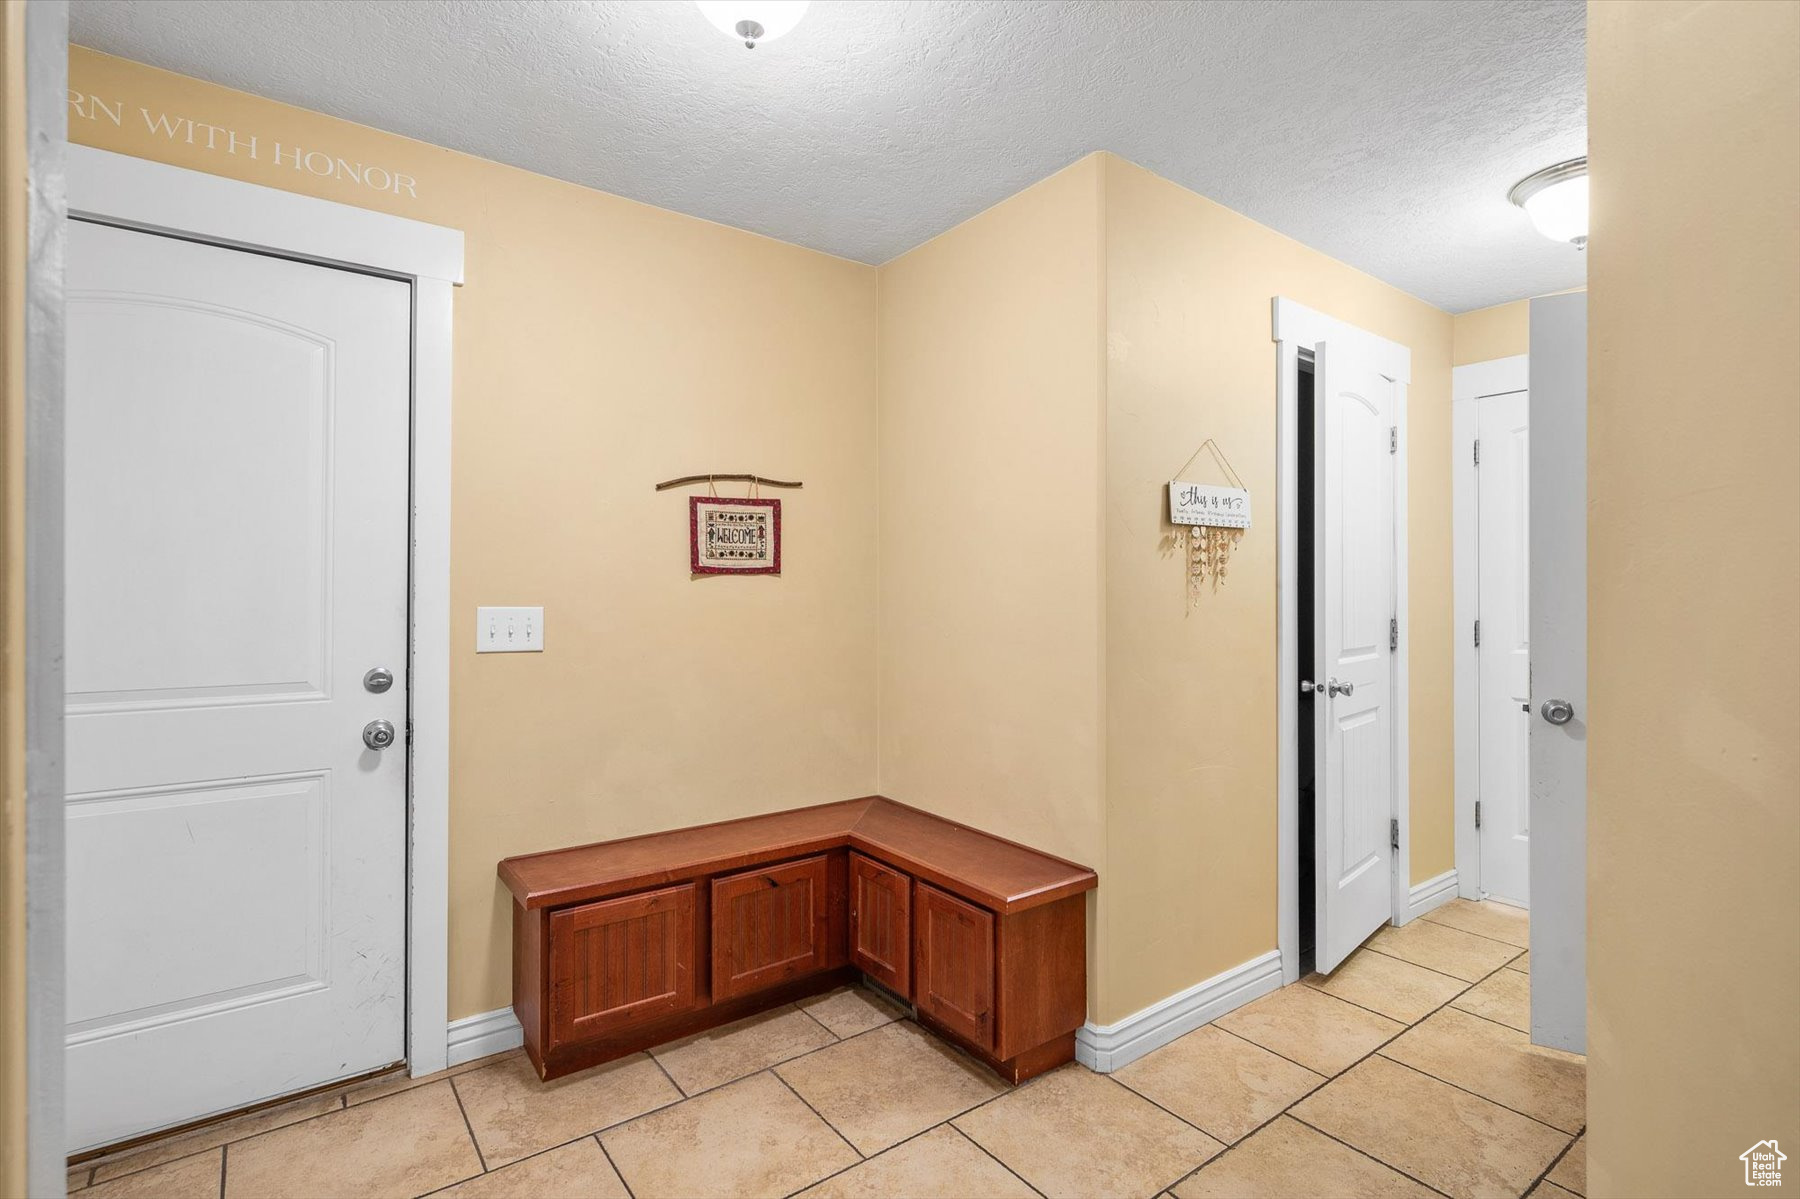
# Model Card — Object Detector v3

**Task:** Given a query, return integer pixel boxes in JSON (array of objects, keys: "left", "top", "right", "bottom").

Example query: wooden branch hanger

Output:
[{"left": 654, "top": 473, "right": 804, "bottom": 492}]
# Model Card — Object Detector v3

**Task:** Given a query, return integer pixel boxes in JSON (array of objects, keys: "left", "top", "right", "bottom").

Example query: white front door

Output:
[
  {"left": 64, "top": 219, "right": 412, "bottom": 1150},
  {"left": 1528, "top": 292, "right": 1587, "bottom": 1052},
  {"left": 1313, "top": 338, "right": 1398, "bottom": 973},
  {"left": 1477, "top": 389, "right": 1531, "bottom": 905}
]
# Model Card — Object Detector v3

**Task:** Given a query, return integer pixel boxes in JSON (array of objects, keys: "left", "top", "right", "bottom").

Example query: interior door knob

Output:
[
  {"left": 1328, "top": 678, "right": 1355, "bottom": 697},
  {"left": 362, "top": 719, "right": 397, "bottom": 750},
  {"left": 1540, "top": 699, "right": 1575, "bottom": 726}
]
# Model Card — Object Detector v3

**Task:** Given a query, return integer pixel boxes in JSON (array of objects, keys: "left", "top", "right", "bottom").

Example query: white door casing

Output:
[
  {"left": 65, "top": 220, "right": 412, "bottom": 1150},
  {"left": 1311, "top": 336, "right": 1399, "bottom": 973},
  {"left": 1477, "top": 390, "right": 1531, "bottom": 905},
  {"left": 1528, "top": 293, "right": 1586, "bottom": 1053},
  {"left": 64, "top": 144, "right": 463, "bottom": 1146}
]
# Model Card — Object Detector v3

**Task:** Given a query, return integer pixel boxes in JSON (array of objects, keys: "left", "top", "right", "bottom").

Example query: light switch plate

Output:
[{"left": 476, "top": 606, "right": 544, "bottom": 653}]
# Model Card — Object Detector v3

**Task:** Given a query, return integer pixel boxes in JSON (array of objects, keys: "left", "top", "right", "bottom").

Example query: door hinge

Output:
[
  {"left": 1473, "top": 438, "right": 1481, "bottom": 466},
  {"left": 1473, "top": 619, "right": 1482, "bottom": 648},
  {"left": 1390, "top": 818, "right": 1400, "bottom": 851},
  {"left": 1475, "top": 800, "right": 1482, "bottom": 830},
  {"left": 1390, "top": 426, "right": 1398, "bottom": 454},
  {"left": 1390, "top": 616, "right": 1398, "bottom": 652}
]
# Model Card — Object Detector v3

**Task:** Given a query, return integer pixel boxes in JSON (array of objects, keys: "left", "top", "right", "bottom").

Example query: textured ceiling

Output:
[{"left": 69, "top": 0, "right": 1587, "bottom": 312}]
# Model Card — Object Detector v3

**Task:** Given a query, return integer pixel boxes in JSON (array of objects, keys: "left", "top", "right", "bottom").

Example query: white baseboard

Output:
[
  {"left": 444, "top": 1007, "right": 523, "bottom": 1070},
  {"left": 1075, "top": 950, "right": 1283, "bottom": 1073},
  {"left": 1402, "top": 869, "right": 1459, "bottom": 924}
]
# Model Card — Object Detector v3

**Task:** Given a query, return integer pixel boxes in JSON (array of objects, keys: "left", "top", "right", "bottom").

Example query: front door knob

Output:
[
  {"left": 1540, "top": 699, "right": 1575, "bottom": 726},
  {"left": 1328, "top": 678, "right": 1355, "bottom": 697},
  {"left": 363, "top": 719, "right": 397, "bottom": 750}
]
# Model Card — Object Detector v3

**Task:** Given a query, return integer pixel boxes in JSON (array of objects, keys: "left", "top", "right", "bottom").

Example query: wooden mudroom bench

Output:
[{"left": 498, "top": 795, "right": 1098, "bottom": 1084}]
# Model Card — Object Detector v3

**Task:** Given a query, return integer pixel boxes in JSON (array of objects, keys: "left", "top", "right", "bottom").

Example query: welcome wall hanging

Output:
[
  {"left": 1168, "top": 439, "right": 1251, "bottom": 601},
  {"left": 655, "top": 472, "right": 802, "bottom": 576}
]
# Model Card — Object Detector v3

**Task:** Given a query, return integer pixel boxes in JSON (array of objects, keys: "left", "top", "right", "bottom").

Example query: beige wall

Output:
[
  {"left": 2, "top": 5, "right": 28, "bottom": 1192},
  {"left": 875, "top": 153, "right": 1455, "bottom": 1024},
  {"left": 1453, "top": 299, "right": 1530, "bottom": 365},
  {"left": 1587, "top": 2, "right": 1800, "bottom": 1195},
  {"left": 1100, "top": 156, "right": 1454, "bottom": 1019},
  {"left": 875, "top": 155, "right": 1110, "bottom": 993},
  {"left": 66, "top": 47, "right": 882, "bottom": 1021},
  {"left": 1453, "top": 292, "right": 1588, "bottom": 366},
  {"left": 66, "top": 49, "right": 1469, "bottom": 1041}
]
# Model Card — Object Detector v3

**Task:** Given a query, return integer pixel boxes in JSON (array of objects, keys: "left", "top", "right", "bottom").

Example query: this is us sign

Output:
[{"left": 1169, "top": 483, "right": 1252, "bottom": 529}]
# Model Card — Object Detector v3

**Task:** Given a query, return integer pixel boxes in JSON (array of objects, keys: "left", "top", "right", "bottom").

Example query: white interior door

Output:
[
  {"left": 1528, "top": 293, "right": 1587, "bottom": 1052},
  {"left": 1477, "top": 390, "right": 1531, "bottom": 905},
  {"left": 1313, "top": 338, "right": 1398, "bottom": 973},
  {"left": 64, "top": 219, "right": 412, "bottom": 1150}
]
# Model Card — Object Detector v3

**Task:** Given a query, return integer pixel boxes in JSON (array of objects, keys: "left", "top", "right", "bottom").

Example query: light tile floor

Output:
[{"left": 68, "top": 899, "right": 1583, "bottom": 1199}]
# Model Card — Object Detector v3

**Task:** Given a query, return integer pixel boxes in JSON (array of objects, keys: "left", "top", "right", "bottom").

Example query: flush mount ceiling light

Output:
[
  {"left": 1509, "top": 157, "right": 1588, "bottom": 249},
  {"left": 696, "top": 1, "right": 810, "bottom": 49}
]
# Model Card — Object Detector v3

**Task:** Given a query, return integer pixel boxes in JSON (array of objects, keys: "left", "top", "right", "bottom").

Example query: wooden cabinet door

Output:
[
  {"left": 711, "top": 854, "right": 830, "bottom": 1002},
  {"left": 915, "top": 883, "right": 996, "bottom": 1051},
  {"left": 548, "top": 882, "right": 697, "bottom": 1050},
  {"left": 849, "top": 853, "right": 911, "bottom": 996}
]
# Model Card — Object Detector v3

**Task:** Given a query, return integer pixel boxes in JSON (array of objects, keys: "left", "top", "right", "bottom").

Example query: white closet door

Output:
[
  {"left": 1313, "top": 338, "right": 1398, "bottom": 974},
  {"left": 65, "top": 220, "right": 411, "bottom": 1150},
  {"left": 1477, "top": 389, "right": 1532, "bottom": 905}
]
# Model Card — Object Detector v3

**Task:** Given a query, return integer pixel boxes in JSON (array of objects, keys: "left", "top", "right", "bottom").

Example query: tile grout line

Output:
[
  {"left": 1417, "top": 910, "right": 1531, "bottom": 951},
  {"left": 1373, "top": 1052, "right": 1582, "bottom": 1137},
  {"left": 792, "top": 999, "right": 847, "bottom": 1041},
  {"left": 445, "top": 1074, "right": 489, "bottom": 1175},
  {"left": 1525, "top": 1124, "right": 1586, "bottom": 1199},
  {"left": 414, "top": 1127, "right": 617, "bottom": 1197},
  {"left": 644, "top": 1047, "right": 690, "bottom": 1098},
  {"left": 1353, "top": 944, "right": 1583, "bottom": 1137},
  {"left": 1298, "top": 977, "right": 1468, "bottom": 1025},
  {"left": 809, "top": 1059, "right": 1073, "bottom": 1196},
  {"left": 1184, "top": 987, "right": 1429, "bottom": 1171},
  {"left": 1170, "top": 905, "right": 1547, "bottom": 1197},
  {"left": 1360, "top": 943, "right": 1510, "bottom": 985},
  {"left": 1287, "top": 951, "right": 1475, "bottom": 1196},
  {"left": 1283, "top": 1110, "right": 1460, "bottom": 1198},
  {"left": 766, "top": 1068, "right": 867, "bottom": 1162},
  {"left": 1447, "top": 1000, "right": 1532, "bottom": 1036},
  {"left": 1208, "top": 1020, "right": 1341, "bottom": 1080},
  {"left": 595, "top": 1134, "right": 638, "bottom": 1199},
  {"left": 777, "top": 1116, "right": 946, "bottom": 1198},
  {"left": 945, "top": 1122, "right": 1049, "bottom": 1199},
  {"left": 1175, "top": 928, "right": 1535, "bottom": 1195},
  {"left": 669, "top": 1010, "right": 906, "bottom": 1104},
  {"left": 1168, "top": 971, "right": 1456, "bottom": 1197},
  {"left": 77, "top": 1054, "right": 527, "bottom": 1187},
  {"left": 1104, "top": 1066, "right": 1244, "bottom": 1152}
]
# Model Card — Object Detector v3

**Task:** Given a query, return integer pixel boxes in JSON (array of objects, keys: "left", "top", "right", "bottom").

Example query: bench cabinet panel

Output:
[
  {"left": 548, "top": 882, "right": 698, "bottom": 1050},
  {"left": 711, "top": 853, "right": 831, "bottom": 1002},
  {"left": 915, "top": 883, "right": 996, "bottom": 1051},
  {"left": 849, "top": 852, "right": 912, "bottom": 997}
]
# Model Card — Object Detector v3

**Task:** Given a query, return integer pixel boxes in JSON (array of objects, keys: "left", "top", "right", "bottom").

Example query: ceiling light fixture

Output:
[
  {"left": 1509, "top": 157, "right": 1588, "bottom": 249},
  {"left": 696, "top": 1, "right": 810, "bottom": 49}
]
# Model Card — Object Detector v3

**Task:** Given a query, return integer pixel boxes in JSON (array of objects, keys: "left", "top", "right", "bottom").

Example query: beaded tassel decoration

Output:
[{"left": 1186, "top": 524, "right": 1244, "bottom": 603}]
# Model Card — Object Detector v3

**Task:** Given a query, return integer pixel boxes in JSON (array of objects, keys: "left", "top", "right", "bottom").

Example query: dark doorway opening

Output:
[{"left": 1298, "top": 353, "right": 1317, "bottom": 976}]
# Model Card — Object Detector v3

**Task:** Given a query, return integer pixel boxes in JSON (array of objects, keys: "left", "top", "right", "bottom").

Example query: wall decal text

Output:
[{"left": 69, "top": 90, "right": 420, "bottom": 200}]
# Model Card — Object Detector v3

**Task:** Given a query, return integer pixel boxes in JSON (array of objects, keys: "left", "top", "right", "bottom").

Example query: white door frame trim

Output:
[
  {"left": 1451, "top": 355, "right": 1529, "bottom": 901},
  {"left": 1272, "top": 297, "right": 1412, "bottom": 984},
  {"left": 66, "top": 144, "right": 464, "bottom": 1079}
]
